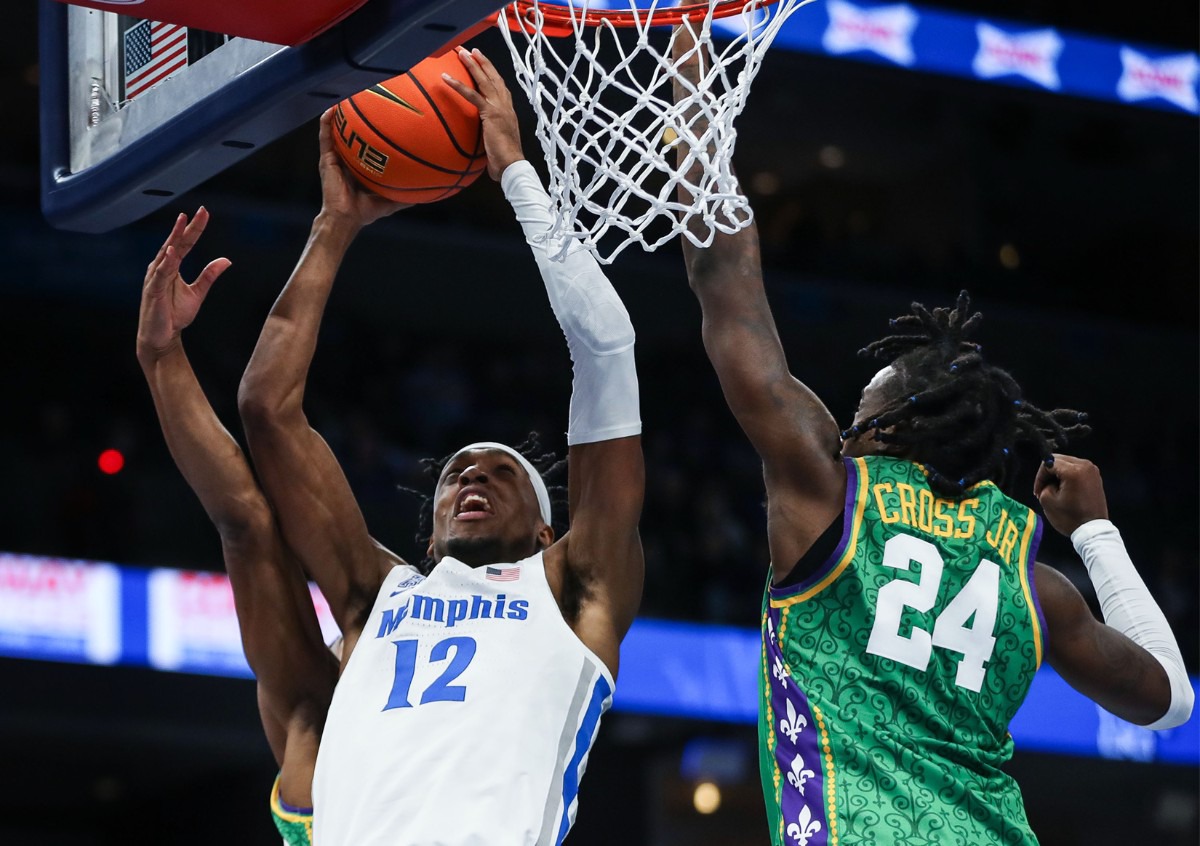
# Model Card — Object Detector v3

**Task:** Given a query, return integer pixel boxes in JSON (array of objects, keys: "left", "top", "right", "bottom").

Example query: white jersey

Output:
[{"left": 312, "top": 551, "right": 615, "bottom": 846}]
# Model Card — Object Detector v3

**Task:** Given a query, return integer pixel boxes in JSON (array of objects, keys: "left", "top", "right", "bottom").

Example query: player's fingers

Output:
[
  {"left": 454, "top": 45, "right": 480, "bottom": 73},
  {"left": 175, "top": 206, "right": 210, "bottom": 258},
  {"left": 161, "top": 244, "right": 184, "bottom": 276},
  {"left": 442, "top": 71, "right": 485, "bottom": 107},
  {"left": 190, "top": 257, "right": 232, "bottom": 302},
  {"left": 146, "top": 244, "right": 184, "bottom": 297},
  {"left": 1046, "top": 453, "right": 1084, "bottom": 480},
  {"left": 166, "top": 210, "right": 189, "bottom": 247},
  {"left": 318, "top": 108, "right": 338, "bottom": 158},
  {"left": 148, "top": 213, "right": 188, "bottom": 277},
  {"left": 456, "top": 46, "right": 505, "bottom": 100},
  {"left": 467, "top": 47, "right": 502, "bottom": 86},
  {"left": 1032, "top": 461, "right": 1058, "bottom": 500},
  {"left": 470, "top": 48, "right": 512, "bottom": 104},
  {"left": 1064, "top": 457, "right": 1102, "bottom": 490},
  {"left": 451, "top": 47, "right": 491, "bottom": 94}
]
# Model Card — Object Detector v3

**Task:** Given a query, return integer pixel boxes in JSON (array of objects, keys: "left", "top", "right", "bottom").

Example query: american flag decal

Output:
[
  {"left": 123, "top": 20, "right": 188, "bottom": 101},
  {"left": 485, "top": 566, "right": 520, "bottom": 582}
]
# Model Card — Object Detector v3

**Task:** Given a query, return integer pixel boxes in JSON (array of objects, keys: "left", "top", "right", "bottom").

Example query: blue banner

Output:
[
  {"left": 715, "top": 0, "right": 1199, "bottom": 115},
  {"left": 0, "top": 552, "right": 1195, "bottom": 764}
]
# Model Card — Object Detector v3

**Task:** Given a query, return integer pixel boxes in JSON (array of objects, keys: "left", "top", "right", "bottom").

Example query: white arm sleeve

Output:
[
  {"left": 1071, "top": 519, "right": 1194, "bottom": 730},
  {"left": 501, "top": 160, "right": 641, "bottom": 446}
]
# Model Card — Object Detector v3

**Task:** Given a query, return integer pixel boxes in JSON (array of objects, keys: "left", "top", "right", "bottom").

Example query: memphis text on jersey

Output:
[{"left": 377, "top": 592, "right": 530, "bottom": 637}]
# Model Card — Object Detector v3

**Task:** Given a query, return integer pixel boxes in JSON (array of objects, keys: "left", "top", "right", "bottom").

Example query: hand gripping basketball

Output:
[
  {"left": 441, "top": 47, "right": 524, "bottom": 182},
  {"left": 319, "top": 109, "right": 412, "bottom": 227}
]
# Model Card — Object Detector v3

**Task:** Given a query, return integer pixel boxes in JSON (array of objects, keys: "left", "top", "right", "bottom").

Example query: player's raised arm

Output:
[
  {"left": 136, "top": 208, "right": 337, "bottom": 804},
  {"left": 237, "top": 114, "right": 410, "bottom": 645},
  {"left": 1033, "top": 455, "right": 1193, "bottom": 728},
  {"left": 447, "top": 47, "right": 645, "bottom": 675},
  {"left": 136, "top": 210, "right": 248, "bottom": 542},
  {"left": 670, "top": 25, "right": 844, "bottom": 570}
]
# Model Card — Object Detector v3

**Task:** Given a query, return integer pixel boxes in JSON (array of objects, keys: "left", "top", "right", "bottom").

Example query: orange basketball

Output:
[{"left": 331, "top": 51, "right": 487, "bottom": 204}]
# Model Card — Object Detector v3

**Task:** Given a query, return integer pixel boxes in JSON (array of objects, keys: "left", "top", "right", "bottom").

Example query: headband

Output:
[{"left": 445, "top": 442, "right": 553, "bottom": 526}]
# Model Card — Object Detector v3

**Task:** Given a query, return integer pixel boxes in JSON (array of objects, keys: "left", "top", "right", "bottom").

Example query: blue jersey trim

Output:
[{"left": 555, "top": 673, "right": 613, "bottom": 845}]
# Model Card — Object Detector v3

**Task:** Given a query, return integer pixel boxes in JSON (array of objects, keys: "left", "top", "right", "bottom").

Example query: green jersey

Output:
[
  {"left": 270, "top": 774, "right": 314, "bottom": 846},
  {"left": 759, "top": 455, "right": 1046, "bottom": 846}
]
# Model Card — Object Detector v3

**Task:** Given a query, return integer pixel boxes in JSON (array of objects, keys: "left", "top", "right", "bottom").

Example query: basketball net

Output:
[{"left": 496, "top": 0, "right": 814, "bottom": 263}]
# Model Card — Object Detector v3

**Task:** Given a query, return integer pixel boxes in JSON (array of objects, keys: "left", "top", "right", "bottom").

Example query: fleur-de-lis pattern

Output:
[
  {"left": 786, "top": 805, "right": 822, "bottom": 845},
  {"left": 787, "top": 753, "right": 814, "bottom": 794},
  {"left": 764, "top": 603, "right": 828, "bottom": 846},
  {"left": 779, "top": 698, "right": 807, "bottom": 743},
  {"left": 773, "top": 655, "right": 789, "bottom": 688},
  {"left": 757, "top": 455, "right": 1045, "bottom": 846}
]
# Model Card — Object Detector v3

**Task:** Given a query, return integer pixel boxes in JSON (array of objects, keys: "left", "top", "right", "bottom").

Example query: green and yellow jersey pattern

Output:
[
  {"left": 758, "top": 455, "right": 1046, "bottom": 846},
  {"left": 270, "top": 774, "right": 314, "bottom": 846}
]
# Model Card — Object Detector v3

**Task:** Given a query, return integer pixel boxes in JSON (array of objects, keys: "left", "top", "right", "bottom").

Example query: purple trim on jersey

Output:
[
  {"left": 277, "top": 794, "right": 312, "bottom": 815},
  {"left": 765, "top": 606, "right": 829, "bottom": 846},
  {"left": 769, "top": 457, "right": 860, "bottom": 601},
  {"left": 1025, "top": 515, "right": 1048, "bottom": 643}
]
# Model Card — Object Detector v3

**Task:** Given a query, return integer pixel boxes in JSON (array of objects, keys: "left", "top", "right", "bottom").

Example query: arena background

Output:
[{"left": 1, "top": 1, "right": 1196, "bottom": 844}]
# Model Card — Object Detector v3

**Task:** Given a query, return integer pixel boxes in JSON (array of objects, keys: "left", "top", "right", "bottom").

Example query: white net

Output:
[{"left": 497, "top": 0, "right": 814, "bottom": 263}]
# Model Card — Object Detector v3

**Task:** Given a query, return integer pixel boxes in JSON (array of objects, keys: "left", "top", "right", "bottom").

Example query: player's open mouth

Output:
[{"left": 455, "top": 491, "right": 493, "bottom": 520}]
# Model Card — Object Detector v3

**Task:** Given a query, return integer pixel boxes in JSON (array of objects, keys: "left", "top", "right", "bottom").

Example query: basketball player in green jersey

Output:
[
  {"left": 136, "top": 207, "right": 337, "bottom": 846},
  {"left": 670, "top": 28, "right": 1193, "bottom": 846}
]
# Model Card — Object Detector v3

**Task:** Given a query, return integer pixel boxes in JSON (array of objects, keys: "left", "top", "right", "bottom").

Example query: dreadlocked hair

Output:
[
  {"left": 398, "top": 431, "right": 569, "bottom": 574},
  {"left": 850, "top": 290, "right": 1091, "bottom": 498}
]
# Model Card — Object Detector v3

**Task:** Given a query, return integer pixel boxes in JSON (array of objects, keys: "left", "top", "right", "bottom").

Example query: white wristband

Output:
[
  {"left": 502, "top": 161, "right": 641, "bottom": 446},
  {"left": 1071, "top": 519, "right": 1194, "bottom": 730}
]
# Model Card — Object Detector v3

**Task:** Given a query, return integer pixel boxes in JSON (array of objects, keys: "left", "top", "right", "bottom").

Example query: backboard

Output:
[
  {"left": 39, "top": 0, "right": 507, "bottom": 233},
  {"left": 46, "top": 0, "right": 373, "bottom": 47}
]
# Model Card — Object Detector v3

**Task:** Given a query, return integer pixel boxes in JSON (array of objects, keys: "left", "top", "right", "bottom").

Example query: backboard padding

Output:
[{"left": 49, "top": 0, "right": 370, "bottom": 47}]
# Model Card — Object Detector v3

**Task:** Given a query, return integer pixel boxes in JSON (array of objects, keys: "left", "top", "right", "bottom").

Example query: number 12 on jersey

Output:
[
  {"left": 866, "top": 533, "right": 1000, "bottom": 693},
  {"left": 384, "top": 636, "right": 478, "bottom": 710}
]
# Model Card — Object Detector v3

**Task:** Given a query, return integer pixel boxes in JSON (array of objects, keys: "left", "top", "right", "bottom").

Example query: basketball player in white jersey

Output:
[
  {"left": 135, "top": 206, "right": 337, "bottom": 846},
  {"left": 236, "top": 45, "right": 645, "bottom": 846}
]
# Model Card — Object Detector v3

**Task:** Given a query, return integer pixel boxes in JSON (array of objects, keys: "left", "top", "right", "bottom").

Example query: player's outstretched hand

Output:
[
  {"left": 442, "top": 46, "right": 523, "bottom": 181},
  {"left": 318, "top": 108, "right": 411, "bottom": 227},
  {"left": 1033, "top": 454, "right": 1110, "bottom": 538},
  {"left": 137, "top": 207, "right": 231, "bottom": 361}
]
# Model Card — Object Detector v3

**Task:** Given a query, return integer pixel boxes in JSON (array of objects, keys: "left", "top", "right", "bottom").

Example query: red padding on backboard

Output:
[{"left": 52, "top": 0, "right": 370, "bottom": 46}]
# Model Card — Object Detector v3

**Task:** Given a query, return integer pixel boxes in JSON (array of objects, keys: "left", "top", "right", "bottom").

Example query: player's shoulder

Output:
[{"left": 372, "top": 538, "right": 419, "bottom": 581}]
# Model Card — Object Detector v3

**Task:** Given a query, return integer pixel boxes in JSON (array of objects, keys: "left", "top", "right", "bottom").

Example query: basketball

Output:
[{"left": 331, "top": 51, "right": 487, "bottom": 204}]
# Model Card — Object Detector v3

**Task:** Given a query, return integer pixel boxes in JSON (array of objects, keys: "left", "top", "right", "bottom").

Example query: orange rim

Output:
[{"left": 499, "top": 0, "right": 777, "bottom": 34}]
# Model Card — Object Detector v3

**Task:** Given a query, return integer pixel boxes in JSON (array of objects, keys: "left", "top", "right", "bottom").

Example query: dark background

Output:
[{"left": 1, "top": 1, "right": 1196, "bottom": 844}]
